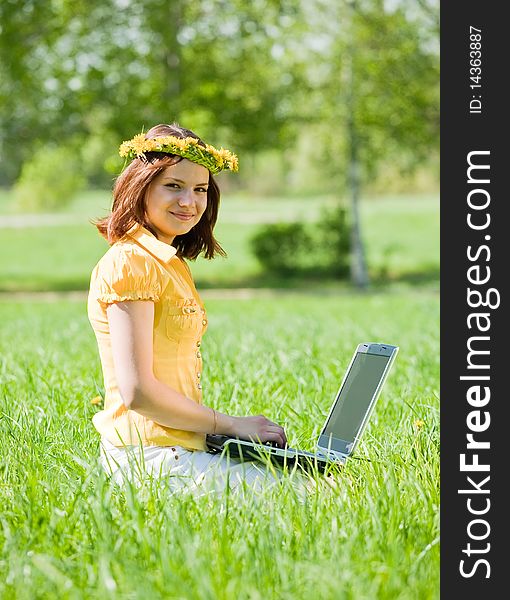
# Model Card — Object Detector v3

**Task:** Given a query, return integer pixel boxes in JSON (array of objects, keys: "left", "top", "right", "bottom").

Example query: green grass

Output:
[
  {"left": 0, "top": 188, "right": 440, "bottom": 596},
  {"left": 0, "top": 190, "right": 438, "bottom": 292},
  {"left": 0, "top": 291, "right": 439, "bottom": 599}
]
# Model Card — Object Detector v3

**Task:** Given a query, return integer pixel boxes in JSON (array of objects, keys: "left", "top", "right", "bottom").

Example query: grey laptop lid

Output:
[{"left": 317, "top": 343, "right": 398, "bottom": 459}]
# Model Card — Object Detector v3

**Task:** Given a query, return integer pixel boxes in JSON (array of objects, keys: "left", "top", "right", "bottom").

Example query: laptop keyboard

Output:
[{"left": 206, "top": 435, "right": 331, "bottom": 460}]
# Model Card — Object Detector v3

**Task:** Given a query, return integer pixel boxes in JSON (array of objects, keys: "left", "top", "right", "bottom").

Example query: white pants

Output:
[{"left": 99, "top": 437, "right": 299, "bottom": 497}]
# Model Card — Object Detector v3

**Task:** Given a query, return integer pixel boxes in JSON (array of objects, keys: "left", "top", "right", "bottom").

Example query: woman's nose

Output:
[{"left": 177, "top": 189, "right": 193, "bottom": 206}]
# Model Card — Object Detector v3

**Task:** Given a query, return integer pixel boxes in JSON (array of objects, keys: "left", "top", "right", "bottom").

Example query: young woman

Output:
[{"left": 88, "top": 123, "right": 292, "bottom": 495}]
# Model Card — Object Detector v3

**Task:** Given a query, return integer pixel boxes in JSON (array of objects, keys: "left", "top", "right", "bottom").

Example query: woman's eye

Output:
[
  {"left": 165, "top": 183, "right": 179, "bottom": 189},
  {"left": 196, "top": 188, "right": 208, "bottom": 193}
]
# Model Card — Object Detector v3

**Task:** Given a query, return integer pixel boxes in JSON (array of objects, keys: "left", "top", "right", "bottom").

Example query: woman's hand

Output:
[{"left": 227, "top": 414, "right": 288, "bottom": 448}]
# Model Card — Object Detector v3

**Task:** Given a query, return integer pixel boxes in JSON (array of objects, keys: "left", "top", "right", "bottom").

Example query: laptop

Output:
[{"left": 206, "top": 342, "right": 399, "bottom": 473}]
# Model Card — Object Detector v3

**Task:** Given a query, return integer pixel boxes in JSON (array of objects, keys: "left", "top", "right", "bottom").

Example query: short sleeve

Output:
[{"left": 93, "top": 246, "right": 165, "bottom": 305}]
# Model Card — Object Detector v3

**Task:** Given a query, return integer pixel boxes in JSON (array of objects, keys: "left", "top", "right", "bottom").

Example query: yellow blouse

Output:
[{"left": 87, "top": 224, "right": 208, "bottom": 450}]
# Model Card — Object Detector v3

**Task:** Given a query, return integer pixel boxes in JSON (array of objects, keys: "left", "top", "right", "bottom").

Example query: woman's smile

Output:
[{"left": 169, "top": 211, "right": 195, "bottom": 221}]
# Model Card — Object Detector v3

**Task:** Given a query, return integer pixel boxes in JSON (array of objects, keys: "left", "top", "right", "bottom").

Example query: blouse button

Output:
[
  {"left": 197, "top": 383, "right": 202, "bottom": 390},
  {"left": 202, "top": 319, "right": 207, "bottom": 326},
  {"left": 196, "top": 351, "right": 201, "bottom": 358},
  {"left": 196, "top": 341, "right": 201, "bottom": 347},
  {"left": 197, "top": 372, "right": 201, "bottom": 379}
]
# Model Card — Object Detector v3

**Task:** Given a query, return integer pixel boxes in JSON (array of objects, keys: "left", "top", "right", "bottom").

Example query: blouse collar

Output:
[{"left": 125, "top": 223, "right": 177, "bottom": 264}]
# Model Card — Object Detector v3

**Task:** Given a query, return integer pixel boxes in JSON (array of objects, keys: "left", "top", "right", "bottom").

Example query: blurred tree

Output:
[
  {"left": 297, "top": 0, "right": 439, "bottom": 286},
  {"left": 0, "top": 0, "right": 306, "bottom": 186},
  {"left": 0, "top": 0, "right": 67, "bottom": 185}
]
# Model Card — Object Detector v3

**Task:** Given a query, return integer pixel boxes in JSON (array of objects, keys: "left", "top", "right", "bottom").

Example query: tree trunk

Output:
[
  {"left": 164, "top": 1, "right": 182, "bottom": 118},
  {"left": 346, "top": 0, "right": 369, "bottom": 289},
  {"left": 348, "top": 138, "right": 369, "bottom": 288}
]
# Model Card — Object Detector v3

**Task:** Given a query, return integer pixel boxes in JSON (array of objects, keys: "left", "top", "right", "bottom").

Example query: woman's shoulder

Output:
[
  {"left": 90, "top": 238, "right": 171, "bottom": 302},
  {"left": 95, "top": 237, "right": 159, "bottom": 271},
  {"left": 91, "top": 237, "right": 171, "bottom": 284}
]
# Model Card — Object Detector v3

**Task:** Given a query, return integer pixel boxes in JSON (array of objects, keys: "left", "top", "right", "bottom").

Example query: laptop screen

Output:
[{"left": 321, "top": 352, "right": 391, "bottom": 447}]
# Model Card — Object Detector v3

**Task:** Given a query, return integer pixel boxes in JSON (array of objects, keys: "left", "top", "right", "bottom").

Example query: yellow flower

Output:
[
  {"left": 119, "top": 141, "right": 132, "bottom": 158},
  {"left": 174, "top": 138, "right": 188, "bottom": 151},
  {"left": 413, "top": 419, "right": 425, "bottom": 430},
  {"left": 90, "top": 396, "right": 103, "bottom": 406},
  {"left": 130, "top": 133, "right": 150, "bottom": 155},
  {"left": 227, "top": 153, "right": 239, "bottom": 171}
]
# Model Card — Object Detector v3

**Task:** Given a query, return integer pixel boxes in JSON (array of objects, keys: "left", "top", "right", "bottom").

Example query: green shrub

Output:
[
  {"left": 13, "top": 146, "right": 86, "bottom": 212},
  {"left": 250, "top": 204, "right": 351, "bottom": 277},
  {"left": 250, "top": 222, "right": 313, "bottom": 275}
]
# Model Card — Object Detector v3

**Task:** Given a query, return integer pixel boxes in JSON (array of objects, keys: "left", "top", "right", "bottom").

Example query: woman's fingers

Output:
[
  {"left": 247, "top": 427, "right": 286, "bottom": 447},
  {"left": 232, "top": 415, "right": 287, "bottom": 447},
  {"left": 263, "top": 425, "right": 287, "bottom": 448},
  {"left": 265, "top": 418, "right": 287, "bottom": 446}
]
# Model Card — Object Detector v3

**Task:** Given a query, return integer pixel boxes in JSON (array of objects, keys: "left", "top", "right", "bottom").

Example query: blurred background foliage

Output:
[{"left": 0, "top": 0, "right": 439, "bottom": 288}]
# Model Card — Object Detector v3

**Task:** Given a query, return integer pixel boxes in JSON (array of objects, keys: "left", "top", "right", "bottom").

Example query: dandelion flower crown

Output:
[{"left": 119, "top": 132, "right": 239, "bottom": 175}]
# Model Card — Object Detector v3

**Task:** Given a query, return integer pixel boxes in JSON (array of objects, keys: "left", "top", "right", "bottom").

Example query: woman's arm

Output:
[{"left": 107, "top": 301, "right": 287, "bottom": 446}]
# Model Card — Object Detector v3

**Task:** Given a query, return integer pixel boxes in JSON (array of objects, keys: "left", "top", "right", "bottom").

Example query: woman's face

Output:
[{"left": 145, "top": 158, "right": 209, "bottom": 245}]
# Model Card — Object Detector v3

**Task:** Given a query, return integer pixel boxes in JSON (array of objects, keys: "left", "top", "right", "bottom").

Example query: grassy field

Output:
[
  {"left": 0, "top": 188, "right": 439, "bottom": 598},
  {"left": 0, "top": 190, "right": 438, "bottom": 292},
  {"left": 0, "top": 291, "right": 439, "bottom": 599}
]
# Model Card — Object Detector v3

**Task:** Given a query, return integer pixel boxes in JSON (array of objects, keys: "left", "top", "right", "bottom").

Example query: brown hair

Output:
[{"left": 93, "top": 123, "right": 226, "bottom": 260}]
